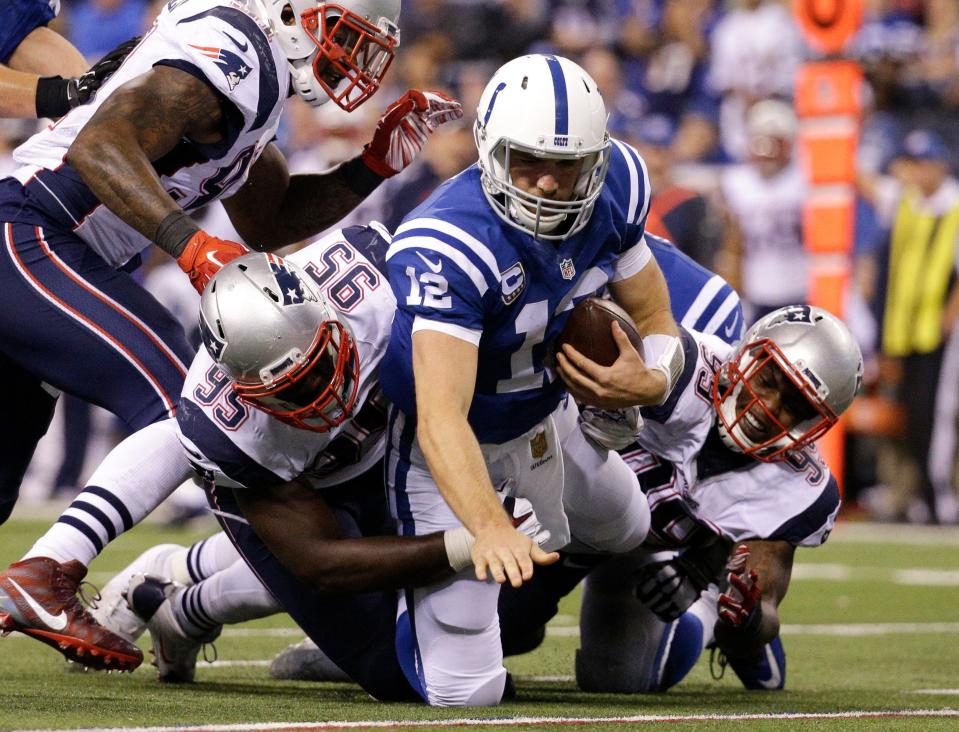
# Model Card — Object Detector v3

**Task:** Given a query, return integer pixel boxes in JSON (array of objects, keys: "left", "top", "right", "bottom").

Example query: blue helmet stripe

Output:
[
  {"left": 482, "top": 82, "right": 507, "bottom": 126},
  {"left": 545, "top": 56, "right": 569, "bottom": 138}
]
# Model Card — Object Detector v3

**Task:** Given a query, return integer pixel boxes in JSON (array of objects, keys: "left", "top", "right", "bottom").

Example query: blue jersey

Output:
[
  {"left": 382, "top": 140, "right": 652, "bottom": 444},
  {"left": 0, "top": 0, "right": 58, "bottom": 62},
  {"left": 648, "top": 234, "right": 744, "bottom": 345}
]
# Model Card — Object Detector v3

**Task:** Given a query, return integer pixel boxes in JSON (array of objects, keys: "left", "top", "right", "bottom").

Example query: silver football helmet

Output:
[
  {"left": 713, "top": 305, "right": 864, "bottom": 462},
  {"left": 199, "top": 252, "right": 359, "bottom": 432},
  {"left": 473, "top": 54, "right": 612, "bottom": 240},
  {"left": 256, "top": 0, "right": 400, "bottom": 109}
]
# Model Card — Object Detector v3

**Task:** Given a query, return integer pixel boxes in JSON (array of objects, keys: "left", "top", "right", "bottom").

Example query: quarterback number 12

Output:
[{"left": 405, "top": 266, "right": 451, "bottom": 309}]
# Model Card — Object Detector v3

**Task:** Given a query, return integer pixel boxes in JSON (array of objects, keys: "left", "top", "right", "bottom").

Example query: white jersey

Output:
[
  {"left": 12, "top": 0, "right": 288, "bottom": 269},
  {"left": 720, "top": 162, "right": 807, "bottom": 307},
  {"left": 621, "top": 328, "right": 840, "bottom": 549},
  {"left": 176, "top": 225, "right": 396, "bottom": 490}
]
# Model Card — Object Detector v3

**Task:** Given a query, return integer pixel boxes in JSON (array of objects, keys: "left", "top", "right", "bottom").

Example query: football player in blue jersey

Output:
[
  {"left": 0, "top": 0, "right": 462, "bottom": 673},
  {"left": 379, "top": 54, "right": 686, "bottom": 707}
]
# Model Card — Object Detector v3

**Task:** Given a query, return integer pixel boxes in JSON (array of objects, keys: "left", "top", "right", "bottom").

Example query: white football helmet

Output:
[
  {"left": 713, "top": 305, "right": 864, "bottom": 462},
  {"left": 199, "top": 253, "right": 360, "bottom": 432},
  {"left": 473, "top": 54, "right": 612, "bottom": 240},
  {"left": 257, "top": 0, "right": 400, "bottom": 109}
]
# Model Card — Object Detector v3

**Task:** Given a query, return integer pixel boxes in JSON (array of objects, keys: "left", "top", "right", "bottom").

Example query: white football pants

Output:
[{"left": 386, "top": 399, "right": 650, "bottom": 707}]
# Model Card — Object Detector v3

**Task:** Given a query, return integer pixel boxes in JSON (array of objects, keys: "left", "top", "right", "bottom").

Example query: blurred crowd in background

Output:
[{"left": 4, "top": 0, "right": 959, "bottom": 525}]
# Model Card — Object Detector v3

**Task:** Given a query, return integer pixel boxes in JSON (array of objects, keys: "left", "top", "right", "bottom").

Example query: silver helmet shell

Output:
[
  {"left": 199, "top": 252, "right": 359, "bottom": 432},
  {"left": 713, "top": 305, "right": 864, "bottom": 461}
]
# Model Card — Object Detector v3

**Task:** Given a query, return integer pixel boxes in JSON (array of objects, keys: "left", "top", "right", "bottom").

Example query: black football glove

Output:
[
  {"left": 634, "top": 537, "right": 732, "bottom": 622},
  {"left": 35, "top": 35, "right": 141, "bottom": 118}
]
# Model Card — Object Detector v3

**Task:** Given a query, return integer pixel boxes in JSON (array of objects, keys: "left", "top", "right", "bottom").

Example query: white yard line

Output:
[
  {"left": 545, "top": 621, "right": 959, "bottom": 638},
  {"left": 829, "top": 522, "right": 959, "bottom": 546},
  {"left": 16, "top": 709, "right": 959, "bottom": 732}
]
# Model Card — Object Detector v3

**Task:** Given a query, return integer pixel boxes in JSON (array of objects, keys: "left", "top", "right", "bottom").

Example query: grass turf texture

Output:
[{"left": 0, "top": 517, "right": 956, "bottom": 731}]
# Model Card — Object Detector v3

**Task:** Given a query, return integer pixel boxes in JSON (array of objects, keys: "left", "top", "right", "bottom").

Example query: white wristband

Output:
[
  {"left": 443, "top": 527, "right": 475, "bottom": 571},
  {"left": 642, "top": 334, "right": 685, "bottom": 405}
]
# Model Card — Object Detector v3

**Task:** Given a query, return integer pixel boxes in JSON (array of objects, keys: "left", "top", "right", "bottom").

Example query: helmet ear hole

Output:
[
  {"left": 280, "top": 4, "right": 296, "bottom": 25},
  {"left": 262, "top": 287, "right": 280, "bottom": 303}
]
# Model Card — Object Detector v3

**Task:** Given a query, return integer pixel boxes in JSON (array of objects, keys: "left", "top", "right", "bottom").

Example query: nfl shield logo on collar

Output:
[{"left": 559, "top": 258, "right": 576, "bottom": 280}]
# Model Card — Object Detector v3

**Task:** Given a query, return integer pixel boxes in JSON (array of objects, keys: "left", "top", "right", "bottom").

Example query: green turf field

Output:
[{"left": 1, "top": 514, "right": 957, "bottom": 731}]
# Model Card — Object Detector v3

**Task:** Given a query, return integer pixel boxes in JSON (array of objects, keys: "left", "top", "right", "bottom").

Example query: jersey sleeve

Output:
[
  {"left": 607, "top": 138, "right": 653, "bottom": 272},
  {"left": 386, "top": 217, "right": 502, "bottom": 341},
  {"left": 176, "top": 398, "right": 287, "bottom": 490},
  {"left": 153, "top": 5, "right": 281, "bottom": 151},
  {"left": 768, "top": 473, "right": 841, "bottom": 547}
]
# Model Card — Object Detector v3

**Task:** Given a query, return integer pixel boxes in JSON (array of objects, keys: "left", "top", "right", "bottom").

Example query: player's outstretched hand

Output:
[
  {"left": 361, "top": 89, "right": 464, "bottom": 178},
  {"left": 557, "top": 321, "right": 668, "bottom": 408},
  {"left": 718, "top": 545, "right": 762, "bottom": 627},
  {"left": 177, "top": 231, "right": 249, "bottom": 293},
  {"left": 471, "top": 524, "right": 558, "bottom": 588}
]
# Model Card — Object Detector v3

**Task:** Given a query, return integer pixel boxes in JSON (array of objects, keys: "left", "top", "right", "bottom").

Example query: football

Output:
[{"left": 553, "top": 297, "right": 645, "bottom": 367}]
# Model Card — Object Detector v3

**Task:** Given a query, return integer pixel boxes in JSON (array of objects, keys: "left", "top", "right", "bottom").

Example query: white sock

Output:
[
  {"left": 177, "top": 531, "right": 242, "bottom": 584},
  {"left": 25, "top": 419, "right": 192, "bottom": 566},
  {"left": 175, "top": 559, "right": 281, "bottom": 636}
]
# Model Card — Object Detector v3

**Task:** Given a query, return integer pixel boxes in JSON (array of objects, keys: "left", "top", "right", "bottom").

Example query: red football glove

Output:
[
  {"left": 718, "top": 545, "right": 762, "bottom": 627},
  {"left": 361, "top": 89, "right": 464, "bottom": 178},
  {"left": 176, "top": 231, "right": 249, "bottom": 294}
]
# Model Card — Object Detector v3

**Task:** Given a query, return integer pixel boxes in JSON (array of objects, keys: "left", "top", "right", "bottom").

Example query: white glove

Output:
[{"left": 579, "top": 405, "right": 644, "bottom": 450}]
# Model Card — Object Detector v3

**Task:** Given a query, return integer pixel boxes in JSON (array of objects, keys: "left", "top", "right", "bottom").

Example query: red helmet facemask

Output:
[
  {"left": 711, "top": 339, "right": 836, "bottom": 462},
  {"left": 233, "top": 320, "right": 360, "bottom": 432},
  {"left": 300, "top": 3, "right": 398, "bottom": 112}
]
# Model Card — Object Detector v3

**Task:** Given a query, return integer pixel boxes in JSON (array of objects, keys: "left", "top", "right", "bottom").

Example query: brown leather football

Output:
[{"left": 553, "top": 297, "right": 645, "bottom": 367}]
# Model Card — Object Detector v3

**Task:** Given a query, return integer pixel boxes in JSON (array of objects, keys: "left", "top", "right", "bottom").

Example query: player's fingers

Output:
[
  {"left": 473, "top": 554, "right": 489, "bottom": 582},
  {"left": 513, "top": 546, "right": 535, "bottom": 582},
  {"left": 729, "top": 573, "right": 752, "bottom": 595},
  {"left": 560, "top": 342, "right": 607, "bottom": 379},
  {"left": 497, "top": 548, "right": 524, "bottom": 588},
  {"left": 485, "top": 553, "right": 507, "bottom": 585},
  {"left": 556, "top": 351, "right": 604, "bottom": 393},
  {"left": 611, "top": 322, "right": 642, "bottom": 360},
  {"left": 531, "top": 545, "right": 560, "bottom": 566}
]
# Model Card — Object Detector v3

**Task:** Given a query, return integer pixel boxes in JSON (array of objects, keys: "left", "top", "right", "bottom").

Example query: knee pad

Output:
[
  {"left": 650, "top": 612, "right": 705, "bottom": 692},
  {"left": 728, "top": 635, "right": 786, "bottom": 690}
]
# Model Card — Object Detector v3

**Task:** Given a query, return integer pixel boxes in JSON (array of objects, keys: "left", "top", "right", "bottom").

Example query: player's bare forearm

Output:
[
  {"left": 412, "top": 329, "right": 509, "bottom": 536},
  {"left": 416, "top": 408, "right": 507, "bottom": 535},
  {"left": 0, "top": 66, "right": 41, "bottom": 118},
  {"left": 65, "top": 67, "right": 223, "bottom": 251},
  {"left": 6, "top": 26, "right": 88, "bottom": 77},
  {"left": 223, "top": 145, "right": 368, "bottom": 249},
  {"left": 609, "top": 256, "right": 678, "bottom": 339},
  {"left": 714, "top": 540, "right": 794, "bottom": 660},
  {"left": 234, "top": 481, "right": 452, "bottom": 593}
]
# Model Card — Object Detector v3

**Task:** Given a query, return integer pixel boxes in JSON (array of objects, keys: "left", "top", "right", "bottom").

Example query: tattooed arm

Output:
[
  {"left": 64, "top": 65, "right": 225, "bottom": 252},
  {"left": 221, "top": 143, "right": 368, "bottom": 250}
]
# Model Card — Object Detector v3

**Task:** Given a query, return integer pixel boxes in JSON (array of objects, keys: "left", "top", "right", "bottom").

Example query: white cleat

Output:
[
  {"left": 89, "top": 544, "right": 185, "bottom": 643},
  {"left": 126, "top": 573, "right": 220, "bottom": 683},
  {"left": 269, "top": 636, "right": 352, "bottom": 683}
]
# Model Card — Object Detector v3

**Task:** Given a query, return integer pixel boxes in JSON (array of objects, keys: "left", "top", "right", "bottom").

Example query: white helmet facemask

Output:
[{"left": 474, "top": 55, "right": 612, "bottom": 241}]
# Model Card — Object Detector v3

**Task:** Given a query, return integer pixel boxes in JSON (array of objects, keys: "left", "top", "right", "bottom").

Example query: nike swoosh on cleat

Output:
[{"left": 8, "top": 579, "right": 68, "bottom": 631}]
